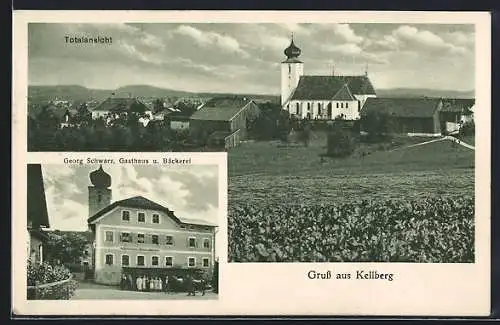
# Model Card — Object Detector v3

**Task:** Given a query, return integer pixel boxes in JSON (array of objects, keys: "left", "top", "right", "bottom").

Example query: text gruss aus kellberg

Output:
[{"left": 307, "top": 270, "right": 395, "bottom": 281}]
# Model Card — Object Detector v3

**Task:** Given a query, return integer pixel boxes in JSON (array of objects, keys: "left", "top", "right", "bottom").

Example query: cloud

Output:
[
  {"left": 331, "top": 24, "right": 364, "bottom": 44},
  {"left": 323, "top": 43, "right": 362, "bottom": 55},
  {"left": 443, "top": 31, "right": 475, "bottom": 47},
  {"left": 173, "top": 25, "right": 248, "bottom": 57},
  {"left": 391, "top": 25, "right": 467, "bottom": 55}
]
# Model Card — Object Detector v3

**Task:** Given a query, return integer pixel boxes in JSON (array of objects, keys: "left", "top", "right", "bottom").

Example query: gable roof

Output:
[
  {"left": 190, "top": 97, "right": 254, "bottom": 121},
  {"left": 92, "top": 97, "right": 148, "bottom": 112},
  {"left": 46, "top": 230, "right": 94, "bottom": 242},
  {"left": 332, "top": 83, "right": 356, "bottom": 101},
  {"left": 361, "top": 97, "right": 441, "bottom": 118},
  {"left": 27, "top": 164, "right": 50, "bottom": 229},
  {"left": 290, "top": 75, "right": 376, "bottom": 101},
  {"left": 440, "top": 98, "right": 475, "bottom": 113},
  {"left": 87, "top": 196, "right": 216, "bottom": 227}
]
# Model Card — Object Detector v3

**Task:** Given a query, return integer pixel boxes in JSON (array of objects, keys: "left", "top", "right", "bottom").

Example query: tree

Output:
[
  {"left": 45, "top": 232, "right": 89, "bottom": 265},
  {"left": 298, "top": 120, "right": 312, "bottom": 147},
  {"left": 326, "top": 124, "right": 356, "bottom": 157},
  {"left": 361, "top": 110, "right": 393, "bottom": 142}
]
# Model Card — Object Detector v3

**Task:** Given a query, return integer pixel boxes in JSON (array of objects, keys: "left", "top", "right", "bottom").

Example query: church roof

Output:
[
  {"left": 87, "top": 195, "right": 217, "bottom": 227},
  {"left": 361, "top": 97, "right": 441, "bottom": 118},
  {"left": 290, "top": 75, "right": 376, "bottom": 101},
  {"left": 332, "top": 84, "right": 356, "bottom": 101}
]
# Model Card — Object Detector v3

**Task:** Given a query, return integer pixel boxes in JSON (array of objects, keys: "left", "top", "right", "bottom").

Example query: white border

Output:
[{"left": 12, "top": 10, "right": 489, "bottom": 316}]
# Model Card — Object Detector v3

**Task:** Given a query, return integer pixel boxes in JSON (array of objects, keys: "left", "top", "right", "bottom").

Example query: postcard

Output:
[{"left": 12, "top": 10, "right": 491, "bottom": 316}]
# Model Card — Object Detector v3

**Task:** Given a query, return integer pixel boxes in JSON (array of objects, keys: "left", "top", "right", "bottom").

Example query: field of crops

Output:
[{"left": 228, "top": 196, "right": 474, "bottom": 263}]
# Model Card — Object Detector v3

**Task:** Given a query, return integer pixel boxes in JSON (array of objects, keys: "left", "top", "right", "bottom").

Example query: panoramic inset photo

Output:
[{"left": 27, "top": 163, "right": 219, "bottom": 300}]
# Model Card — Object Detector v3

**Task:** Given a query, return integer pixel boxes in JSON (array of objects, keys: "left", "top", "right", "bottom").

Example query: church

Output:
[
  {"left": 280, "top": 36, "right": 377, "bottom": 120},
  {"left": 86, "top": 166, "right": 217, "bottom": 285}
]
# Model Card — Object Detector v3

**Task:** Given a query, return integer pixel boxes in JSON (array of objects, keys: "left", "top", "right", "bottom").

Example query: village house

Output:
[
  {"left": 27, "top": 164, "right": 51, "bottom": 264},
  {"left": 280, "top": 36, "right": 376, "bottom": 120},
  {"left": 360, "top": 97, "right": 443, "bottom": 137},
  {"left": 439, "top": 98, "right": 475, "bottom": 133},
  {"left": 90, "top": 97, "right": 151, "bottom": 125},
  {"left": 189, "top": 96, "right": 261, "bottom": 149},
  {"left": 86, "top": 166, "right": 217, "bottom": 285}
]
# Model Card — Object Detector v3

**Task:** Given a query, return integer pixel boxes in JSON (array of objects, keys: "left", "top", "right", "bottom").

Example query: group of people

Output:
[{"left": 119, "top": 273, "right": 205, "bottom": 296}]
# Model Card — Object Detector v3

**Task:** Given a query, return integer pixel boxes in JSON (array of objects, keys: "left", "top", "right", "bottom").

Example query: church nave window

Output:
[
  {"left": 346, "top": 103, "right": 349, "bottom": 108},
  {"left": 336, "top": 103, "right": 339, "bottom": 108}
]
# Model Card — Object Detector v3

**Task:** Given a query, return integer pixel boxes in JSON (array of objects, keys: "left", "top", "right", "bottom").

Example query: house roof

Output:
[
  {"left": 92, "top": 97, "right": 148, "bottom": 112},
  {"left": 290, "top": 75, "right": 376, "bottom": 101},
  {"left": 440, "top": 98, "right": 475, "bottom": 113},
  {"left": 361, "top": 97, "right": 441, "bottom": 118},
  {"left": 87, "top": 196, "right": 217, "bottom": 227},
  {"left": 190, "top": 97, "right": 253, "bottom": 121}
]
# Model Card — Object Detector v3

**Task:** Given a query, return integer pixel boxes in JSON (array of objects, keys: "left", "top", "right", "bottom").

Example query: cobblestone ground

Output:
[{"left": 71, "top": 281, "right": 217, "bottom": 300}]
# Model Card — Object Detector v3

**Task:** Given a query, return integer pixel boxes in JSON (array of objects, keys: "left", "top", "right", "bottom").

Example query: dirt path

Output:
[{"left": 391, "top": 136, "right": 474, "bottom": 152}]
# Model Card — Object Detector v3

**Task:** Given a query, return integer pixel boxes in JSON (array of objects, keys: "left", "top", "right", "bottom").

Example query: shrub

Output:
[
  {"left": 460, "top": 120, "right": 475, "bottom": 136},
  {"left": 27, "top": 260, "right": 78, "bottom": 300},
  {"left": 326, "top": 126, "right": 356, "bottom": 157}
]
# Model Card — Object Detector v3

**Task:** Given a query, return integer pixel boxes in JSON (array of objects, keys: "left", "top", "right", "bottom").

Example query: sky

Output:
[
  {"left": 29, "top": 23, "right": 475, "bottom": 94},
  {"left": 40, "top": 164, "right": 219, "bottom": 231}
]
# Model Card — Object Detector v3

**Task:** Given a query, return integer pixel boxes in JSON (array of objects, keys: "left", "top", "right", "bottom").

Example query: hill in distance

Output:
[
  {"left": 376, "top": 88, "right": 474, "bottom": 99},
  {"left": 28, "top": 84, "right": 281, "bottom": 103}
]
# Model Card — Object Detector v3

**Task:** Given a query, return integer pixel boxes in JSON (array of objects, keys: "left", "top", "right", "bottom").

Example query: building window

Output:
[
  {"left": 122, "top": 211, "right": 130, "bottom": 222},
  {"left": 203, "top": 258, "right": 210, "bottom": 268},
  {"left": 307, "top": 102, "right": 311, "bottom": 110},
  {"left": 180, "top": 225, "right": 186, "bottom": 229},
  {"left": 121, "top": 255, "right": 129, "bottom": 266},
  {"left": 152, "top": 214, "right": 160, "bottom": 224},
  {"left": 138, "top": 212, "right": 145, "bottom": 223},
  {"left": 97, "top": 194, "right": 102, "bottom": 203},
  {"left": 137, "top": 255, "right": 145, "bottom": 266},
  {"left": 105, "top": 254, "right": 113, "bottom": 266},
  {"left": 105, "top": 231, "right": 113, "bottom": 242},
  {"left": 318, "top": 103, "right": 322, "bottom": 115},
  {"left": 296, "top": 103, "right": 299, "bottom": 114},
  {"left": 165, "top": 235, "right": 173, "bottom": 245},
  {"left": 341, "top": 103, "right": 344, "bottom": 109},
  {"left": 137, "top": 233, "right": 145, "bottom": 244},
  {"left": 151, "top": 256, "right": 159, "bottom": 266},
  {"left": 152, "top": 235, "right": 159, "bottom": 245},
  {"left": 203, "top": 239, "right": 210, "bottom": 249},
  {"left": 288, "top": 64, "right": 291, "bottom": 74},
  {"left": 120, "top": 232, "right": 131, "bottom": 243},
  {"left": 188, "top": 237, "right": 196, "bottom": 248},
  {"left": 165, "top": 256, "right": 173, "bottom": 267},
  {"left": 346, "top": 103, "right": 349, "bottom": 108},
  {"left": 187, "top": 257, "right": 196, "bottom": 267}
]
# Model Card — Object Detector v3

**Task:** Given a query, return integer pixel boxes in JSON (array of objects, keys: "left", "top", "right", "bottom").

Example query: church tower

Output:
[
  {"left": 88, "top": 165, "right": 112, "bottom": 218},
  {"left": 281, "top": 34, "right": 304, "bottom": 107}
]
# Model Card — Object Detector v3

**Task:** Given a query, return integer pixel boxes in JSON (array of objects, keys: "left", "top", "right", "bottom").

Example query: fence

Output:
[{"left": 27, "top": 275, "right": 76, "bottom": 300}]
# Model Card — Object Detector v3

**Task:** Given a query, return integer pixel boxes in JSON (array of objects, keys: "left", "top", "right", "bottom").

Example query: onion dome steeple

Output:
[
  {"left": 89, "top": 165, "right": 111, "bottom": 189},
  {"left": 284, "top": 33, "right": 302, "bottom": 60}
]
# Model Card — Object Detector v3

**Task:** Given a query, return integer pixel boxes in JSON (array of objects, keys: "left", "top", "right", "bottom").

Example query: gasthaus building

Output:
[{"left": 86, "top": 166, "right": 217, "bottom": 285}]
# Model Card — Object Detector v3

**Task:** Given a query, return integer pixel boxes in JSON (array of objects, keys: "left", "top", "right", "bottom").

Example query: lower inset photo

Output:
[{"left": 27, "top": 163, "right": 220, "bottom": 300}]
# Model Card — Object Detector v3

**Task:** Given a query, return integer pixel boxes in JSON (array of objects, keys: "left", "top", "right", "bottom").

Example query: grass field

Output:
[{"left": 228, "top": 131, "right": 474, "bottom": 205}]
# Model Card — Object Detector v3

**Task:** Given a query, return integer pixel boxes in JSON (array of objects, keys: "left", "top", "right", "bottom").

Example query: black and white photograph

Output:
[
  {"left": 26, "top": 21, "right": 477, "bottom": 263},
  {"left": 13, "top": 10, "right": 490, "bottom": 316},
  {"left": 27, "top": 163, "right": 219, "bottom": 300}
]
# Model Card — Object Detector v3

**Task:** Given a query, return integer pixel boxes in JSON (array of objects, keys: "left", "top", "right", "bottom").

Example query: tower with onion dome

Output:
[
  {"left": 281, "top": 33, "right": 304, "bottom": 106},
  {"left": 88, "top": 165, "right": 112, "bottom": 218}
]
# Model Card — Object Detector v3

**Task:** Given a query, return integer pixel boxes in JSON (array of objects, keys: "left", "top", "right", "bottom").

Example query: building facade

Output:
[
  {"left": 280, "top": 36, "right": 376, "bottom": 120},
  {"left": 86, "top": 166, "right": 217, "bottom": 285},
  {"left": 27, "top": 164, "right": 51, "bottom": 264}
]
